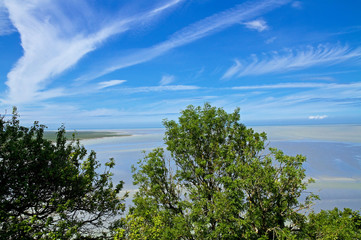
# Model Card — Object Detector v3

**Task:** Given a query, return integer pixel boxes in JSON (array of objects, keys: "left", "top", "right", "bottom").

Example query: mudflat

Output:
[{"left": 44, "top": 131, "right": 130, "bottom": 141}]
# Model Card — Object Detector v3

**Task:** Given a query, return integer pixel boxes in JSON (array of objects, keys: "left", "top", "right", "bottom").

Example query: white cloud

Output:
[
  {"left": 98, "top": 80, "right": 126, "bottom": 89},
  {"left": 308, "top": 115, "right": 328, "bottom": 120},
  {"left": 0, "top": 1, "right": 14, "bottom": 35},
  {"left": 121, "top": 85, "right": 200, "bottom": 94},
  {"left": 82, "top": 0, "right": 290, "bottom": 82},
  {"left": 150, "top": 0, "right": 183, "bottom": 14},
  {"left": 222, "top": 44, "right": 361, "bottom": 79},
  {"left": 229, "top": 82, "right": 361, "bottom": 119},
  {"left": 215, "top": 82, "right": 361, "bottom": 124},
  {"left": 3, "top": 0, "right": 182, "bottom": 104},
  {"left": 231, "top": 82, "right": 328, "bottom": 90},
  {"left": 265, "top": 36, "right": 277, "bottom": 44},
  {"left": 3, "top": 81, "right": 360, "bottom": 128},
  {"left": 231, "top": 81, "right": 361, "bottom": 91},
  {"left": 160, "top": 75, "right": 175, "bottom": 85},
  {"left": 243, "top": 19, "right": 268, "bottom": 32},
  {"left": 230, "top": 82, "right": 361, "bottom": 116},
  {"left": 222, "top": 59, "right": 242, "bottom": 79}
]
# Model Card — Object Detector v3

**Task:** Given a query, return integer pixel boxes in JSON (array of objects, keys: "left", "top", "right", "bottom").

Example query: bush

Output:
[{"left": 0, "top": 108, "right": 127, "bottom": 239}]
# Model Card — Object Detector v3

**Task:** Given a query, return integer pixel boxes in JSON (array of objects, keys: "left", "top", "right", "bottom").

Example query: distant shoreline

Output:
[
  {"left": 251, "top": 124, "right": 361, "bottom": 143},
  {"left": 44, "top": 124, "right": 361, "bottom": 143},
  {"left": 44, "top": 131, "right": 131, "bottom": 141}
]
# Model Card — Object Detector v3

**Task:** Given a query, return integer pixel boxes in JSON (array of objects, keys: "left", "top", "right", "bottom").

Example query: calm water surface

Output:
[{"left": 81, "top": 126, "right": 361, "bottom": 211}]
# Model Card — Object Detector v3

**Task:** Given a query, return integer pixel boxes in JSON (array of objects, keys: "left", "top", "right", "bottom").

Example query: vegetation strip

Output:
[
  {"left": 43, "top": 131, "right": 130, "bottom": 141},
  {"left": 1, "top": 105, "right": 360, "bottom": 239}
]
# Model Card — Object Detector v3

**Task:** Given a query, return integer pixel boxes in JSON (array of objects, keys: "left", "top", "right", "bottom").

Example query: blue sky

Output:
[{"left": 0, "top": 0, "right": 360, "bottom": 129}]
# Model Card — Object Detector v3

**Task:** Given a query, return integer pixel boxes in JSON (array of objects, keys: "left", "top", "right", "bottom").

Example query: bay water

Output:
[{"left": 81, "top": 125, "right": 361, "bottom": 212}]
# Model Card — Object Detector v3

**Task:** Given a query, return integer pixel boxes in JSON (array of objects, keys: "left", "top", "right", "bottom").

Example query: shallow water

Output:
[
  {"left": 270, "top": 141, "right": 361, "bottom": 211},
  {"left": 81, "top": 125, "right": 361, "bottom": 211}
]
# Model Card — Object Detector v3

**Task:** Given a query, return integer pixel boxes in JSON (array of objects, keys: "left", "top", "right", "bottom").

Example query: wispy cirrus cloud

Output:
[
  {"left": 98, "top": 80, "right": 126, "bottom": 89},
  {"left": 243, "top": 19, "right": 268, "bottom": 32},
  {"left": 308, "top": 115, "right": 327, "bottom": 120},
  {"left": 83, "top": 0, "right": 290, "bottom": 82},
  {"left": 231, "top": 82, "right": 329, "bottom": 90},
  {"left": 265, "top": 36, "right": 277, "bottom": 44},
  {"left": 0, "top": 1, "right": 14, "bottom": 35},
  {"left": 231, "top": 81, "right": 361, "bottom": 93},
  {"left": 228, "top": 81, "right": 361, "bottom": 118},
  {"left": 2, "top": 0, "right": 182, "bottom": 104},
  {"left": 231, "top": 82, "right": 361, "bottom": 111},
  {"left": 160, "top": 75, "right": 175, "bottom": 85},
  {"left": 222, "top": 44, "right": 361, "bottom": 79},
  {"left": 68, "top": 83, "right": 199, "bottom": 96},
  {"left": 224, "top": 82, "right": 361, "bottom": 123},
  {"left": 223, "top": 59, "right": 243, "bottom": 79},
  {"left": 120, "top": 85, "right": 200, "bottom": 94}
]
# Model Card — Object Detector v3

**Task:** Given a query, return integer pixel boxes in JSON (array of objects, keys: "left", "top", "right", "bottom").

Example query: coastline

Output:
[
  {"left": 45, "top": 124, "right": 361, "bottom": 143},
  {"left": 75, "top": 125, "right": 361, "bottom": 211},
  {"left": 44, "top": 130, "right": 131, "bottom": 141},
  {"left": 251, "top": 124, "right": 361, "bottom": 143}
]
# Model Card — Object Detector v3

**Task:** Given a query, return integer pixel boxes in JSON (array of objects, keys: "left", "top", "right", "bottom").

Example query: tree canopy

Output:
[
  {"left": 2, "top": 105, "right": 360, "bottom": 239},
  {"left": 0, "top": 108, "right": 127, "bottom": 239},
  {"left": 124, "top": 103, "right": 319, "bottom": 239}
]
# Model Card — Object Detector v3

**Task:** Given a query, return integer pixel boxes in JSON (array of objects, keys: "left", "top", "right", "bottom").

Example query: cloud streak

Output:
[
  {"left": 234, "top": 82, "right": 361, "bottom": 108},
  {"left": 3, "top": 0, "right": 182, "bottom": 104},
  {"left": 308, "top": 115, "right": 327, "bottom": 120},
  {"left": 231, "top": 82, "right": 361, "bottom": 94},
  {"left": 222, "top": 44, "right": 361, "bottom": 79},
  {"left": 120, "top": 85, "right": 200, "bottom": 94},
  {"left": 231, "top": 82, "right": 329, "bottom": 90},
  {"left": 85, "top": 0, "right": 290, "bottom": 81},
  {"left": 0, "top": 1, "right": 14, "bottom": 35},
  {"left": 243, "top": 19, "right": 268, "bottom": 32},
  {"left": 98, "top": 80, "right": 126, "bottom": 89},
  {"left": 160, "top": 75, "right": 175, "bottom": 85}
]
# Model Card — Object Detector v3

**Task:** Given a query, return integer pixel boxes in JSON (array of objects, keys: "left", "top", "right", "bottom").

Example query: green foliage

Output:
[
  {"left": 301, "top": 208, "right": 361, "bottom": 239},
  {"left": 3, "top": 105, "right": 357, "bottom": 239},
  {"left": 124, "top": 103, "right": 318, "bottom": 239},
  {"left": 115, "top": 211, "right": 166, "bottom": 240},
  {"left": 0, "top": 107, "right": 127, "bottom": 239}
]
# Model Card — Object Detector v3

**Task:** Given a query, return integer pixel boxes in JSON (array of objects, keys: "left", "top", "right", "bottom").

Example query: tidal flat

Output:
[
  {"left": 44, "top": 130, "right": 130, "bottom": 141},
  {"left": 254, "top": 124, "right": 361, "bottom": 211},
  {"left": 78, "top": 125, "right": 361, "bottom": 211},
  {"left": 252, "top": 124, "right": 361, "bottom": 143}
]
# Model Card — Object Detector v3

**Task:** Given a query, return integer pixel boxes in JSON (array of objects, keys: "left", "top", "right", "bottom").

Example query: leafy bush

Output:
[{"left": 0, "top": 108, "right": 127, "bottom": 239}]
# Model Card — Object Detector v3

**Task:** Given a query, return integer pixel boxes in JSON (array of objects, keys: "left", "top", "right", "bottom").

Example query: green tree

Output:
[
  {"left": 301, "top": 208, "right": 361, "bottom": 239},
  {"left": 124, "top": 104, "right": 317, "bottom": 239},
  {"left": 0, "top": 108, "right": 127, "bottom": 239}
]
